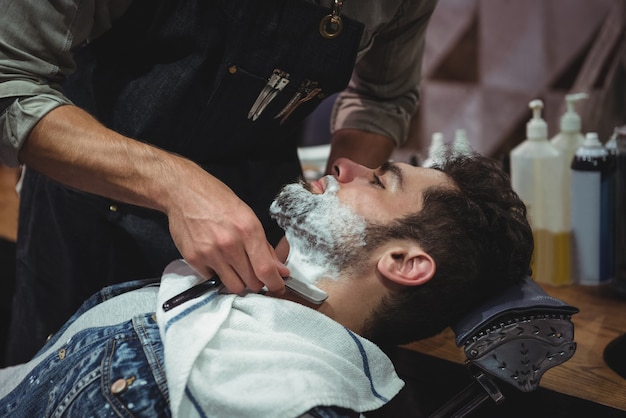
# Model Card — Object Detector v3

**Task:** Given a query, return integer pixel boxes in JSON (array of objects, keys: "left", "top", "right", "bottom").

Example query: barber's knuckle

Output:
[
  {"left": 224, "top": 277, "right": 246, "bottom": 294},
  {"left": 215, "top": 234, "right": 237, "bottom": 252},
  {"left": 255, "top": 262, "right": 275, "bottom": 279},
  {"left": 184, "top": 252, "right": 203, "bottom": 267},
  {"left": 239, "top": 218, "right": 261, "bottom": 237}
]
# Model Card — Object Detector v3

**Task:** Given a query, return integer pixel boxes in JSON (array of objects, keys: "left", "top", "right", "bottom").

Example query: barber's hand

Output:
[
  {"left": 19, "top": 104, "right": 289, "bottom": 293},
  {"left": 166, "top": 172, "right": 289, "bottom": 295}
]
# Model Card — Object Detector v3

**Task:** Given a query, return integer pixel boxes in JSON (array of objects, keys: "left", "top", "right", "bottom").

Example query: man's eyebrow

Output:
[{"left": 380, "top": 161, "right": 404, "bottom": 190}]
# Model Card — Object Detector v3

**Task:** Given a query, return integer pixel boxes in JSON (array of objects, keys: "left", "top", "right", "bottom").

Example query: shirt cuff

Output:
[{"left": 1, "top": 93, "right": 71, "bottom": 167}]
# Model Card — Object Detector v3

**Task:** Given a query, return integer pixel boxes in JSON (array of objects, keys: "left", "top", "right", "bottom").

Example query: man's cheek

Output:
[{"left": 340, "top": 195, "right": 370, "bottom": 220}]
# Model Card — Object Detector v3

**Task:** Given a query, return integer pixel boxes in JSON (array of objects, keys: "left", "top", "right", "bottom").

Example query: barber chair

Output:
[{"left": 429, "top": 276, "right": 579, "bottom": 418}]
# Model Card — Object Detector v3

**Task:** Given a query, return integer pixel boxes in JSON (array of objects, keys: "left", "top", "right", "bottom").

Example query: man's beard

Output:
[{"left": 270, "top": 176, "right": 368, "bottom": 282}]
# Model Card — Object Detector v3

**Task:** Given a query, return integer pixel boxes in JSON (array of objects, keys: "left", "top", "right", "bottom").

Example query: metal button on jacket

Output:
[{"left": 110, "top": 378, "right": 128, "bottom": 395}]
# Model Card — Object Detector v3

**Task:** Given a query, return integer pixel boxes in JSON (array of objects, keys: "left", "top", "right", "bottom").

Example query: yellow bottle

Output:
[{"left": 510, "top": 100, "right": 569, "bottom": 285}]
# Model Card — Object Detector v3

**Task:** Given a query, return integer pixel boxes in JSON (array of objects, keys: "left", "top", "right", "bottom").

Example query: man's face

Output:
[
  {"left": 270, "top": 158, "right": 452, "bottom": 280},
  {"left": 320, "top": 158, "right": 452, "bottom": 224}
]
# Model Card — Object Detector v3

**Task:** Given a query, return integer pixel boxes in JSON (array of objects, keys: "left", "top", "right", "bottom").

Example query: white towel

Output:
[{"left": 156, "top": 260, "right": 404, "bottom": 418}]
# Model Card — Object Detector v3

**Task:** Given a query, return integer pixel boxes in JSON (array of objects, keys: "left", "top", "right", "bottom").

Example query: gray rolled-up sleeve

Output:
[
  {"left": 0, "top": 0, "right": 130, "bottom": 167},
  {"left": 0, "top": 92, "right": 73, "bottom": 167},
  {"left": 331, "top": 0, "right": 438, "bottom": 146}
]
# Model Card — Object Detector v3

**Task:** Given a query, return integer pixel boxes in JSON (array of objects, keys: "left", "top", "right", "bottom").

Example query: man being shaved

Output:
[{"left": 0, "top": 153, "right": 533, "bottom": 418}]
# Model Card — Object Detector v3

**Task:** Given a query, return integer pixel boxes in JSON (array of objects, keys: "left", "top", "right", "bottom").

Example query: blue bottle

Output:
[{"left": 570, "top": 132, "right": 616, "bottom": 285}]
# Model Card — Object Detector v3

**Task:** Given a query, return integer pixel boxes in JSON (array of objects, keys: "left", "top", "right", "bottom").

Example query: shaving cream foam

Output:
[{"left": 270, "top": 176, "right": 367, "bottom": 284}]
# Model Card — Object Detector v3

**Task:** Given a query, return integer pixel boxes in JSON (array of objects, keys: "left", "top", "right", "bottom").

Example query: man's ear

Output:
[{"left": 376, "top": 246, "right": 435, "bottom": 287}]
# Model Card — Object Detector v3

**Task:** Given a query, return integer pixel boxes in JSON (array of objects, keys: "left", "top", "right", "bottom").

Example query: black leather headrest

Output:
[{"left": 451, "top": 276, "right": 579, "bottom": 347}]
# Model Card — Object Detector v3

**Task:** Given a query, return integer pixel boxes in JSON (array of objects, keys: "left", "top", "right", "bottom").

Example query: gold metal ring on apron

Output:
[{"left": 319, "top": 0, "right": 344, "bottom": 39}]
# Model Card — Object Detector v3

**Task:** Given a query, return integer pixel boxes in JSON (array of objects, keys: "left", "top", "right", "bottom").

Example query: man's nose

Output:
[{"left": 331, "top": 158, "right": 372, "bottom": 183}]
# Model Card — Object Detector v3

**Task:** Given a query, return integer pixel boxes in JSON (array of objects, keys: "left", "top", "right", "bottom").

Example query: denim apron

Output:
[{"left": 9, "top": 0, "right": 363, "bottom": 364}]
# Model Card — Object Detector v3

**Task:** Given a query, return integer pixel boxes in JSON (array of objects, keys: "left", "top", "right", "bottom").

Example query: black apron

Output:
[{"left": 8, "top": 0, "right": 363, "bottom": 364}]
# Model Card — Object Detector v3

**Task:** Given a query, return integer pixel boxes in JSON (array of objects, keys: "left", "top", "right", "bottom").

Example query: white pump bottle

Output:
[
  {"left": 551, "top": 93, "right": 587, "bottom": 158},
  {"left": 550, "top": 93, "right": 587, "bottom": 227},
  {"left": 422, "top": 132, "right": 446, "bottom": 167},
  {"left": 452, "top": 129, "right": 472, "bottom": 156},
  {"left": 510, "top": 100, "right": 568, "bottom": 285}
]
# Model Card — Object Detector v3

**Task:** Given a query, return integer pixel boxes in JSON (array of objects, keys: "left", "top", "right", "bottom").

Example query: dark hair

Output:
[{"left": 362, "top": 153, "right": 533, "bottom": 347}]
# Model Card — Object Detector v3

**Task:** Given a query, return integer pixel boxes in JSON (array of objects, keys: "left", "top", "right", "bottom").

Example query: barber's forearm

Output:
[
  {"left": 20, "top": 104, "right": 290, "bottom": 294},
  {"left": 18, "top": 104, "right": 202, "bottom": 213},
  {"left": 325, "top": 129, "right": 395, "bottom": 173}
]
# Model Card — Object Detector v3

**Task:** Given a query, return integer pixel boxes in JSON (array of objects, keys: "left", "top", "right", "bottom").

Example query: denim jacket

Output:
[{"left": 0, "top": 279, "right": 364, "bottom": 418}]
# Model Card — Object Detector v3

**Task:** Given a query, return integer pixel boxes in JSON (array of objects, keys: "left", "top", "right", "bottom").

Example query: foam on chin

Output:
[
  {"left": 284, "top": 243, "right": 329, "bottom": 285},
  {"left": 270, "top": 176, "right": 367, "bottom": 285}
]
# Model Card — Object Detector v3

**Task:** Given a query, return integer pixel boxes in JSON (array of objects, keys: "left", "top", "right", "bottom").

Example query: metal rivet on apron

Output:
[
  {"left": 228, "top": 65, "right": 237, "bottom": 74},
  {"left": 109, "top": 204, "right": 118, "bottom": 212},
  {"left": 58, "top": 348, "right": 66, "bottom": 360},
  {"left": 46, "top": 333, "right": 54, "bottom": 342},
  {"left": 319, "top": 0, "right": 344, "bottom": 39}
]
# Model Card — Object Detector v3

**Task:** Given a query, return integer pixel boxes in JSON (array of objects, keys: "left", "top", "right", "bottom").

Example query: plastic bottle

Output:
[
  {"left": 452, "top": 129, "right": 472, "bottom": 156},
  {"left": 610, "top": 126, "right": 626, "bottom": 297},
  {"left": 422, "top": 132, "right": 446, "bottom": 167},
  {"left": 570, "top": 132, "right": 616, "bottom": 285},
  {"left": 606, "top": 129, "right": 619, "bottom": 277},
  {"left": 606, "top": 127, "right": 618, "bottom": 156},
  {"left": 550, "top": 93, "right": 587, "bottom": 228},
  {"left": 510, "top": 99, "right": 568, "bottom": 285},
  {"left": 551, "top": 93, "right": 588, "bottom": 158}
]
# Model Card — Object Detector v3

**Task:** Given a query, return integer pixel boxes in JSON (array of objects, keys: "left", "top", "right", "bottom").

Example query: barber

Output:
[{"left": 0, "top": 0, "right": 438, "bottom": 364}]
